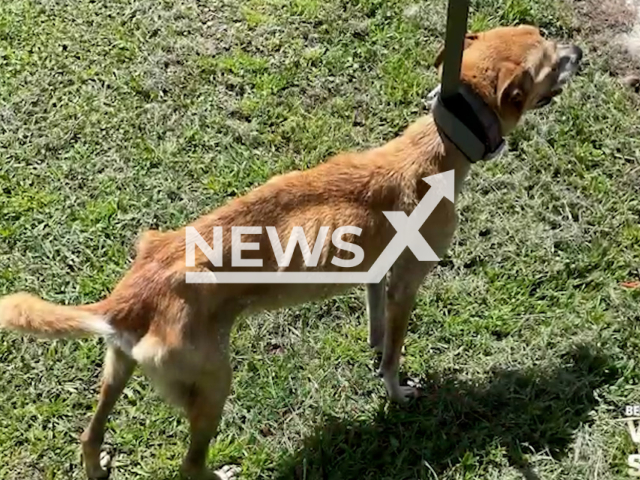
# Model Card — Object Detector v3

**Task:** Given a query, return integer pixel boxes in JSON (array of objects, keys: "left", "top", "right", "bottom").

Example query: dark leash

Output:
[{"left": 432, "top": 0, "right": 505, "bottom": 163}]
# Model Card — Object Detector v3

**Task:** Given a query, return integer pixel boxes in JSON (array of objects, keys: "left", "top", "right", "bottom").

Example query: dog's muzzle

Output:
[{"left": 534, "top": 44, "right": 583, "bottom": 109}]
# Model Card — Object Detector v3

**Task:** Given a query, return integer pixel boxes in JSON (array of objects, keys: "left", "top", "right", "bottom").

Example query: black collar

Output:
[{"left": 432, "top": 84, "right": 505, "bottom": 163}]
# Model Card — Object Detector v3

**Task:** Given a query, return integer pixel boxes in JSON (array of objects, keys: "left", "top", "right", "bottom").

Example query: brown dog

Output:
[{"left": 0, "top": 26, "right": 581, "bottom": 480}]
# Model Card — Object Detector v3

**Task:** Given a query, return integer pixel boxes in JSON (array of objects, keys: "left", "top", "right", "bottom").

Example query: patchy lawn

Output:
[{"left": 1, "top": 0, "right": 640, "bottom": 479}]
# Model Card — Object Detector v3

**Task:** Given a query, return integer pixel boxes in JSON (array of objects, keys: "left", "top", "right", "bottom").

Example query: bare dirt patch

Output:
[{"left": 570, "top": 0, "right": 640, "bottom": 77}]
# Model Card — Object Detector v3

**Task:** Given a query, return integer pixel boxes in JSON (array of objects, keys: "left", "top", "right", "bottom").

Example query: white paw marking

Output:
[
  {"left": 215, "top": 465, "right": 240, "bottom": 480},
  {"left": 99, "top": 451, "right": 112, "bottom": 470},
  {"left": 406, "top": 378, "right": 421, "bottom": 389}
]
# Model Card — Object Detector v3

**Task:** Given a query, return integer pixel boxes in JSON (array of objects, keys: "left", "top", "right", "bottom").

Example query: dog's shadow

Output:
[{"left": 271, "top": 345, "right": 619, "bottom": 480}]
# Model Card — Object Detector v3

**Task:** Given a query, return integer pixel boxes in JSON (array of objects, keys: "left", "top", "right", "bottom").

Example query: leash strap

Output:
[
  {"left": 440, "top": 0, "right": 471, "bottom": 100},
  {"left": 434, "top": 0, "right": 505, "bottom": 162}
]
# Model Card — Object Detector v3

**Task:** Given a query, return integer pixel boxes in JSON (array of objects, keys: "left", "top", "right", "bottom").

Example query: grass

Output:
[{"left": 1, "top": 0, "right": 640, "bottom": 478}]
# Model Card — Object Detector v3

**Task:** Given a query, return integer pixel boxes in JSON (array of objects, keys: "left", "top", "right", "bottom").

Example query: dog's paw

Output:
[
  {"left": 390, "top": 385, "right": 420, "bottom": 403},
  {"left": 214, "top": 465, "right": 241, "bottom": 480},
  {"left": 100, "top": 451, "right": 112, "bottom": 471},
  {"left": 182, "top": 464, "right": 240, "bottom": 480},
  {"left": 385, "top": 378, "right": 422, "bottom": 403},
  {"left": 84, "top": 449, "right": 112, "bottom": 479}
]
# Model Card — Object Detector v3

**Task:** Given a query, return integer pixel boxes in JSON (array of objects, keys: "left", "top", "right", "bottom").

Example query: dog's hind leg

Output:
[
  {"left": 81, "top": 345, "right": 136, "bottom": 479},
  {"left": 366, "top": 279, "right": 386, "bottom": 352}
]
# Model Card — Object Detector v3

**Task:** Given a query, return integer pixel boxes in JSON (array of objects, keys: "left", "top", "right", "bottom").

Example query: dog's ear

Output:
[
  {"left": 497, "top": 62, "right": 534, "bottom": 115},
  {"left": 433, "top": 33, "right": 479, "bottom": 69}
]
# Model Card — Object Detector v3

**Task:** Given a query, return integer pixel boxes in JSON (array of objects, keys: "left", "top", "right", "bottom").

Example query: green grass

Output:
[{"left": 1, "top": 0, "right": 640, "bottom": 478}]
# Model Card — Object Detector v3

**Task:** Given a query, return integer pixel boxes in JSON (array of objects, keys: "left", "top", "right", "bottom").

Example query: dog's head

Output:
[{"left": 435, "top": 25, "right": 582, "bottom": 134}]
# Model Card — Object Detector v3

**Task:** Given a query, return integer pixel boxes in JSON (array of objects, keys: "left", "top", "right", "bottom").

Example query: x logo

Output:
[{"left": 383, "top": 211, "right": 437, "bottom": 262}]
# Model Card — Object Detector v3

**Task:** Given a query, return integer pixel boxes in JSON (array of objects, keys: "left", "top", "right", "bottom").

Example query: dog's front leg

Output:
[
  {"left": 379, "top": 255, "right": 436, "bottom": 402},
  {"left": 366, "top": 279, "right": 386, "bottom": 352}
]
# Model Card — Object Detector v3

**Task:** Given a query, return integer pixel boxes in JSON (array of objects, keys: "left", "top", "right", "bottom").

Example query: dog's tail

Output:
[{"left": 0, "top": 292, "right": 114, "bottom": 339}]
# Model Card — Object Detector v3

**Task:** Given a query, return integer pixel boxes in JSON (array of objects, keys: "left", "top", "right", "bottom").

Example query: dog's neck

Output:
[
  {"left": 438, "top": 138, "right": 473, "bottom": 198},
  {"left": 396, "top": 115, "right": 474, "bottom": 198}
]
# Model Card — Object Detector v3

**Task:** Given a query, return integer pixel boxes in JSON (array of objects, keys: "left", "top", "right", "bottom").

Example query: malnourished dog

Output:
[{"left": 0, "top": 26, "right": 581, "bottom": 480}]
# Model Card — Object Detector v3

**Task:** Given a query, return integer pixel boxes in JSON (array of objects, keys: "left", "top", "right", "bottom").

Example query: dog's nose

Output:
[
  {"left": 559, "top": 44, "right": 583, "bottom": 65},
  {"left": 555, "top": 44, "right": 583, "bottom": 86},
  {"left": 571, "top": 45, "right": 583, "bottom": 63}
]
